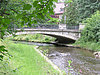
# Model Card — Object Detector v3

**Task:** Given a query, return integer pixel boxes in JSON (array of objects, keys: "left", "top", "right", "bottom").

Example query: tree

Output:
[
  {"left": 0, "top": 0, "right": 57, "bottom": 61},
  {"left": 61, "top": 0, "right": 79, "bottom": 26},
  {"left": 76, "top": 0, "right": 100, "bottom": 22},
  {"left": 0, "top": 0, "right": 57, "bottom": 37},
  {"left": 80, "top": 11, "right": 100, "bottom": 43},
  {"left": 62, "top": 0, "right": 100, "bottom": 25}
]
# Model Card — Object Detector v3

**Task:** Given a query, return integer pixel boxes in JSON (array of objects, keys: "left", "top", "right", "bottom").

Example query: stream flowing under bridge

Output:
[{"left": 16, "top": 28, "right": 81, "bottom": 43}]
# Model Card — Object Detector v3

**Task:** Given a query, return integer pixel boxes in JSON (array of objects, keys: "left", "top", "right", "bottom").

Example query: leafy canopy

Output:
[
  {"left": 0, "top": 0, "right": 57, "bottom": 37},
  {"left": 62, "top": 0, "right": 100, "bottom": 25},
  {"left": 76, "top": 0, "right": 100, "bottom": 22},
  {"left": 63, "top": 0, "right": 79, "bottom": 26}
]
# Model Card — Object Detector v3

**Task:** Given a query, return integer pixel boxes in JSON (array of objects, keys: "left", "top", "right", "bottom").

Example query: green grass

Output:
[
  {"left": 2, "top": 41, "right": 61, "bottom": 75},
  {"left": 7, "top": 34, "right": 56, "bottom": 43},
  {"left": 74, "top": 41, "right": 100, "bottom": 51}
]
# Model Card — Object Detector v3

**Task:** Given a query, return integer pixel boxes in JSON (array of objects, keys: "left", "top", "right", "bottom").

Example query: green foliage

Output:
[
  {"left": 76, "top": 0, "right": 100, "bottom": 22},
  {"left": 0, "top": 40, "right": 14, "bottom": 74},
  {"left": 0, "top": 44, "right": 11, "bottom": 61},
  {"left": 67, "top": 60, "right": 72, "bottom": 75},
  {"left": 68, "top": 60, "right": 72, "bottom": 68},
  {"left": 8, "top": 34, "right": 56, "bottom": 42},
  {"left": 63, "top": 0, "right": 79, "bottom": 26},
  {"left": 75, "top": 42, "right": 100, "bottom": 51},
  {"left": 63, "top": 0, "right": 100, "bottom": 25},
  {"left": 23, "top": 4, "right": 32, "bottom": 10},
  {"left": 47, "top": 18, "right": 59, "bottom": 23},
  {"left": 75, "top": 11, "right": 100, "bottom": 51},
  {"left": 25, "top": 38, "right": 29, "bottom": 41},
  {"left": 42, "top": 49, "right": 49, "bottom": 56},
  {"left": 65, "top": 0, "right": 72, "bottom": 4},
  {"left": 0, "top": 0, "right": 24, "bottom": 38},
  {"left": 0, "top": 0, "right": 57, "bottom": 38},
  {"left": 80, "top": 11, "right": 100, "bottom": 43},
  {"left": 0, "top": 46, "right": 7, "bottom": 60}
]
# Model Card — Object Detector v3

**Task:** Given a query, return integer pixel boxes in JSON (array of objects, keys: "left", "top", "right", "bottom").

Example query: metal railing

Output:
[
  {"left": 66, "top": 25, "right": 79, "bottom": 30},
  {"left": 23, "top": 24, "right": 79, "bottom": 30}
]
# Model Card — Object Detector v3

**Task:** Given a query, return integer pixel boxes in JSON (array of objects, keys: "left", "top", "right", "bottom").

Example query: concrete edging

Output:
[{"left": 34, "top": 46, "right": 64, "bottom": 75}]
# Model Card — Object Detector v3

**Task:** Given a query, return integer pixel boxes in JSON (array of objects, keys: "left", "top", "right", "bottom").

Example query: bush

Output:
[
  {"left": 25, "top": 38, "right": 29, "bottom": 41},
  {"left": 80, "top": 11, "right": 100, "bottom": 43},
  {"left": 44, "top": 37, "right": 50, "bottom": 42}
]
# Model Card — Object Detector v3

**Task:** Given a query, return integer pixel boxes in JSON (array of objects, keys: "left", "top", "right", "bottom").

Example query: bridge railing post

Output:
[
  {"left": 79, "top": 23, "right": 85, "bottom": 30},
  {"left": 59, "top": 24, "right": 66, "bottom": 30},
  {"left": 79, "top": 33, "right": 81, "bottom": 38},
  {"left": 78, "top": 23, "right": 85, "bottom": 38}
]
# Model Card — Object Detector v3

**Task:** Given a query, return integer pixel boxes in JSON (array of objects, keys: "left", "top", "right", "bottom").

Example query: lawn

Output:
[{"left": 0, "top": 40, "right": 62, "bottom": 75}]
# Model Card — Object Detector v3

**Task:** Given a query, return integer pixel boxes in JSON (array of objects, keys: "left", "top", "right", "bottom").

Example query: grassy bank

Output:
[
  {"left": 74, "top": 41, "right": 100, "bottom": 51},
  {"left": 0, "top": 40, "right": 64, "bottom": 75},
  {"left": 7, "top": 34, "right": 56, "bottom": 43}
]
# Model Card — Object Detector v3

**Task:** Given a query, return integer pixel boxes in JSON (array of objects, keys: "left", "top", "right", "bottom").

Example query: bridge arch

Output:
[
  {"left": 15, "top": 29, "right": 81, "bottom": 44},
  {"left": 40, "top": 33, "right": 75, "bottom": 43}
]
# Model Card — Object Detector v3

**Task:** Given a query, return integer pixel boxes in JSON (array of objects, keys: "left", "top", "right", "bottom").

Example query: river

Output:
[{"left": 15, "top": 41, "right": 100, "bottom": 75}]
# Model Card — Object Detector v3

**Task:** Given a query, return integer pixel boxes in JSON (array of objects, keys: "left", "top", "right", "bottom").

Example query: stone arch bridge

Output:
[{"left": 15, "top": 29, "right": 81, "bottom": 43}]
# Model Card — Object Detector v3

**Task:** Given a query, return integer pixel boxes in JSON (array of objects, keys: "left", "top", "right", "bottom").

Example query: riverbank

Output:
[
  {"left": 73, "top": 42, "right": 100, "bottom": 52},
  {"left": 0, "top": 40, "right": 64, "bottom": 75},
  {"left": 7, "top": 34, "right": 100, "bottom": 52}
]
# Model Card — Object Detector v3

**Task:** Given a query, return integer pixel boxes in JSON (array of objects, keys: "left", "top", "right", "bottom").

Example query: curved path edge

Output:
[{"left": 34, "top": 46, "right": 65, "bottom": 75}]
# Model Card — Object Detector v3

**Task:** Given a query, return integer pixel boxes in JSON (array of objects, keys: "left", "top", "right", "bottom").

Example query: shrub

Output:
[
  {"left": 25, "top": 38, "right": 29, "bottom": 41},
  {"left": 44, "top": 37, "right": 50, "bottom": 42},
  {"left": 80, "top": 11, "right": 100, "bottom": 43}
]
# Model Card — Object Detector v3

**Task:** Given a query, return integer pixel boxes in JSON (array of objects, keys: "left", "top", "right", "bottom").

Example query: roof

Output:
[{"left": 54, "top": 3, "right": 65, "bottom": 15}]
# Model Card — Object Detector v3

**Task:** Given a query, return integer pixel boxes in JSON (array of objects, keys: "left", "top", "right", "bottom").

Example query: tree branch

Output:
[{"left": 10, "top": 9, "right": 18, "bottom": 13}]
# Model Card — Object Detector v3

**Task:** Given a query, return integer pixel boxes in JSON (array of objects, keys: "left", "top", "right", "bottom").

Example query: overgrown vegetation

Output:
[
  {"left": 80, "top": 11, "right": 100, "bottom": 43},
  {"left": 75, "top": 42, "right": 100, "bottom": 51},
  {"left": 0, "top": 40, "right": 14, "bottom": 75},
  {"left": 76, "top": 11, "right": 100, "bottom": 51}
]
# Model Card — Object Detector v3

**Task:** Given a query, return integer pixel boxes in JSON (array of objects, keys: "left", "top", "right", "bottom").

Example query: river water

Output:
[{"left": 15, "top": 41, "right": 100, "bottom": 75}]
